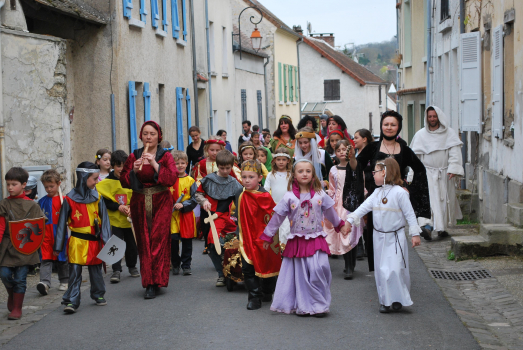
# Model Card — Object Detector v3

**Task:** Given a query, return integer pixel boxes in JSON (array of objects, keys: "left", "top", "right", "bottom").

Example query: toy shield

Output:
[
  {"left": 9, "top": 217, "right": 46, "bottom": 255},
  {"left": 96, "top": 235, "right": 126, "bottom": 265}
]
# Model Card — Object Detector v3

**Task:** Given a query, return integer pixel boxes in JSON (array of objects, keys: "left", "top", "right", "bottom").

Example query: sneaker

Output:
[
  {"left": 95, "top": 297, "right": 107, "bottom": 306},
  {"left": 202, "top": 247, "right": 208, "bottom": 255},
  {"left": 420, "top": 225, "right": 432, "bottom": 241},
  {"left": 58, "top": 283, "right": 68, "bottom": 291},
  {"left": 64, "top": 304, "right": 76, "bottom": 314},
  {"left": 172, "top": 267, "right": 180, "bottom": 275},
  {"left": 182, "top": 268, "right": 192, "bottom": 276},
  {"left": 216, "top": 277, "right": 225, "bottom": 287},
  {"left": 128, "top": 267, "right": 140, "bottom": 277},
  {"left": 110, "top": 271, "right": 121, "bottom": 283},
  {"left": 36, "top": 282, "right": 49, "bottom": 296}
]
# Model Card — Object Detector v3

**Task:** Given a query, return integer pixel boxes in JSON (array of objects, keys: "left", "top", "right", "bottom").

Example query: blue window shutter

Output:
[
  {"left": 128, "top": 81, "right": 138, "bottom": 152},
  {"left": 186, "top": 88, "right": 192, "bottom": 130},
  {"left": 162, "top": 0, "right": 169, "bottom": 30},
  {"left": 151, "top": 0, "right": 159, "bottom": 28},
  {"left": 171, "top": 0, "right": 180, "bottom": 39},
  {"left": 182, "top": 0, "right": 187, "bottom": 40},
  {"left": 140, "top": 0, "right": 147, "bottom": 22},
  {"left": 123, "top": 0, "right": 133, "bottom": 19},
  {"left": 176, "top": 87, "right": 184, "bottom": 150},
  {"left": 143, "top": 83, "right": 151, "bottom": 121}
]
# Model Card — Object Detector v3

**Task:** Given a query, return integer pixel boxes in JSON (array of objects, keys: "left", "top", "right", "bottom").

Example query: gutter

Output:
[
  {"left": 396, "top": 0, "right": 400, "bottom": 112},
  {"left": 190, "top": 0, "right": 199, "bottom": 126},
  {"left": 425, "top": 0, "right": 432, "bottom": 107},
  {"left": 0, "top": 0, "right": 6, "bottom": 198},
  {"left": 205, "top": 0, "right": 213, "bottom": 135},
  {"left": 460, "top": 0, "right": 467, "bottom": 189},
  {"left": 263, "top": 56, "right": 270, "bottom": 128}
]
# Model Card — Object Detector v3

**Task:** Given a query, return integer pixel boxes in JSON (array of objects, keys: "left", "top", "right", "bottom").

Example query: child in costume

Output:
[
  {"left": 263, "top": 148, "right": 292, "bottom": 245},
  {"left": 96, "top": 150, "right": 139, "bottom": 283},
  {"left": 261, "top": 159, "right": 345, "bottom": 317},
  {"left": 256, "top": 146, "right": 272, "bottom": 172},
  {"left": 324, "top": 140, "right": 364, "bottom": 280},
  {"left": 95, "top": 149, "right": 112, "bottom": 181},
  {"left": 170, "top": 151, "right": 197, "bottom": 276},
  {"left": 235, "top": 160, "right": 280, "bottom": 310},
  {"left": 194, "top": 151, "right": 243, "bottom": 287},
  {"left": 345, "top": 157, "right": 421, "bottom": 313},
  {"left": 0, "top": 167, "right": 47, "bottom": 320},
  {"left": 37, "top": 169, "right": 69, "bottom": 295},
  {"left": 192, "top": 139, "right": 240, "bottom": 183},
  {"left": 294, "top": 127, "right": 334, "bottom": 185},
  {"left": 238, "top": 142, "right": 269, "bottom": 181},
  {"left": 54, "top": 162, "right": 111, "bottom": 314}
]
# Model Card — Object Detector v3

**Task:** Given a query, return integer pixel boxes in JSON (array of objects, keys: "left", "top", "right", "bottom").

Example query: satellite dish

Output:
[{"left": 307, "top": 22, "right": 312, "bottom": 35}]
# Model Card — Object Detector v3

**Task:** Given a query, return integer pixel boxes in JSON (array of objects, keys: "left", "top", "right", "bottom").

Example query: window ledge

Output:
[
  {"left": 222, "top": 73, "right": 229, "bottom": 78},
  {"left": 323, "top": 100, "right": 343, "bottom": 103},
  {"left": 279, "top": 101, "right": 284, "bottom": 105},
  {"left": 286, "top": 102, "right": 291, "bottom": 106},
  {"left": 129, "top": 18, "right": 146, "bottom": 29},
  {"left": 292, "top": 102, "right": 297, "bottom": 105},
  {"left": 155, "top": 29, "right": 167, "bottom": 38},
  {"left": 439, "top": 18, "right": 452, "bottom": 33},
  {"left": 176, "top": 38, "right": 187, "bottom": 47},
  {"left": 403, "top": 62, "right": 412, "bottom": 68},
  {"left": 503, "top": 137, "right": 515, "bottom": 148},
  {"left": 210, "top": 72, "right": 217, "bottom": 77},
  {"left": 422, "top": 56, "right": 427, "bottom": 63}
]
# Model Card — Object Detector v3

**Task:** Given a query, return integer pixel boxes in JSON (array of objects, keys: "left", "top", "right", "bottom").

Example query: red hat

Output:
[
  {"left": 139, "top": 121, "right": 163, "bottom": 143},
  {"left": 328, "top": 130, "right": 344, "bottom": 139},
  {"left": 205, "top": 139, "right": 226, "bottom": 147}
]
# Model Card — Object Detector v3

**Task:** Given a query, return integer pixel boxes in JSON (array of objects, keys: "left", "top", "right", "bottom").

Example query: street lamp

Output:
[{"left": 232, "top": 6, "right": 264, "bottom": 60}]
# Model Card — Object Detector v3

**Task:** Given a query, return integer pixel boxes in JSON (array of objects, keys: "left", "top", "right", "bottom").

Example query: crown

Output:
[
  {"left": 241, "top": 160, "right": 262, "bottom": 175},
  {"left": 295, "top": 131, "right": 316, "bottom": 139}
]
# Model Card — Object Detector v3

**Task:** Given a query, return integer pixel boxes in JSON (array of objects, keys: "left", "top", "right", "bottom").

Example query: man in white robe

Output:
[{"left": 409, "top": 106, "right": 464, "bottom": 240}]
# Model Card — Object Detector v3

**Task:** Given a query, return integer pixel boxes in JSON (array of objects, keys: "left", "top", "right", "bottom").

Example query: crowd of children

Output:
[{"left": 0, "top": 114, "right": 425, "bottom": 319}]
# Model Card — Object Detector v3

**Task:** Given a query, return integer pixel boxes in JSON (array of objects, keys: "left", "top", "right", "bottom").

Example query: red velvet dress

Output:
[{"left": 121, "top": 151, "right": 177, "bottom": 288}]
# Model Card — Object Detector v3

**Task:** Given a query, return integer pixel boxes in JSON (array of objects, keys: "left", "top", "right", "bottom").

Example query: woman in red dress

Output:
[{"left": 121, "top": 121, "right": 177, "bottom": 299}]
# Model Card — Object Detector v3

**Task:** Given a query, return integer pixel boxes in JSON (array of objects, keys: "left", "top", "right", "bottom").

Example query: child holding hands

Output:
[{"left": 345, "top": 157, "right": 421, "bottom": 313}]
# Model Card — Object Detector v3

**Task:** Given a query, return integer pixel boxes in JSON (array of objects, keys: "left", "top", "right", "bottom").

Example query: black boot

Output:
[
  {"left": 261, "top": 277, "right": 277, "bottom": 302},
  {"left": 144, "top": 285, "right": 156, "bottom": 299},
  {"left": 356, "top": 237, "right": 365, "bottom": 260},
  {"left": 343, "top": 250, "right": 355, "bottom": 280},
  {"left": 244, "top": 278, "right": 263, "bottom": 310}
]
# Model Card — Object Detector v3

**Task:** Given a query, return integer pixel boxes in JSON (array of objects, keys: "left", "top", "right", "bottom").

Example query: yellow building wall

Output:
[{"left": 273, "top": 29, "right": 300, "bottom": 126}]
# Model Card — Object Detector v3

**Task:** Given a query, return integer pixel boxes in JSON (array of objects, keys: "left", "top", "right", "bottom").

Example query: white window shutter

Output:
[
  {"left": 492, "top": 25, "right": 504, "bottom": 138},
  {"left": 459, "top": 32, "right": 482, "bottom": 133}
]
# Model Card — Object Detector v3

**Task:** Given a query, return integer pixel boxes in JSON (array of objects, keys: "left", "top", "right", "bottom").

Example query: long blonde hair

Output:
[
  {"left": 287, "top": 159, "right": 322, "bottom": 192},
  {"left": 271, "top": 147, "right": 292, "bottom": 177}
]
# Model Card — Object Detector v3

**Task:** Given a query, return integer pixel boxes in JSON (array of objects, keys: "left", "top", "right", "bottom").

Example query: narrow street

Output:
[{"left": 2, "top": 240, "right": 478, "bottom": 349}]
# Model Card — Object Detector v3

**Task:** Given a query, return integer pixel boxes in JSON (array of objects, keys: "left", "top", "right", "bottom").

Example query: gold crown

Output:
[
  {"left": 241, "top": 160, "right": 262, "bottom": 174},
  {"left": 295, "top": 131, "right": 316, "bottom": 139}
]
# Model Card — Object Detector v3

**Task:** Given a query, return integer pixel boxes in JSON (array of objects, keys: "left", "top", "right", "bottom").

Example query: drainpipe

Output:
[
  {"left": 425, "top": 0, "right": 432, "bottom": 107},
  {"left": 395, "top": 0, "right": 400, "bottom": 113},
  {"left": 205, "top": 0, "right": 213, "bottom": 135},
  {"left": 263, "top": 56, "right": 270, "bottom": 129},
  {"left": 296, "top": 37, "right": 303, "bottom": 119},
  {"left": 460, "top": 0, "right": 467, "bottom": 189},
  {"left": 0, "top": 0, "right": 6, "bottom": 198},
  {"left": 189, "top": 0, "right": 199, "bottom": 126}
]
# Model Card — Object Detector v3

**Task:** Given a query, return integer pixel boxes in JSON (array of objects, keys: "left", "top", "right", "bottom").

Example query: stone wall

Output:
[{"left": 1, "top": 29, "right": 71, "bottom": 188}]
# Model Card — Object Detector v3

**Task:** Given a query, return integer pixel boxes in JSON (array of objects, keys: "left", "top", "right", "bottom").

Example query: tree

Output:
[{"left": 358, "top": 56, "right": 370, "bottom": 66}]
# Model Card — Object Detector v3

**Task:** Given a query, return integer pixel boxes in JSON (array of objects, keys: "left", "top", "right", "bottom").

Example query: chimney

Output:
[
  {"left": 293, "top": 25, "right": 303, "bottom": 34},
  {"left": 309, "top": 33, "right": 335, "bottom": 47}
]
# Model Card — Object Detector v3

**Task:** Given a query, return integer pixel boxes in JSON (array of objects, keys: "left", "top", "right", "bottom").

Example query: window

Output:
[
  {"left": 257, "top": 90, "right": 263, "bottom": 127},
  {"left": 324, "top": 80, "right": 340, "bottom": 101},
  {"left": 459, "top": 32, "right": 482, "bottom": 133},
  {"left": 503, "top": 22, "right": 515, "bottom": 139},
  {"left": 186, "top": 88, "right": 192, "bottom": 131},
  {"left": 151, "top": 0, "right": 159, "bottom": 28},
  {"left": 143, "top": 82, "right": 151, "bottom": 122},
  {"left": 241, "top": 89, "right": 247, "bottom": 121},
  {"left": 226, "top": 111, "right": 232, "bottom": 135},
  {"left": 419, "top": 103, "right": 425, "bottom": 130},
  {"left": 407, "top": 102, "right": 414, "bottom": 144},
  {"left": 294, "top": 66, "right": 299, "bottom": 102},
  {"left": 283, "top": 64, "right": 288, "bottom": 103},
  {"left": 171, "top": 0, "right": 179, "bottom": 38},
  {"left": 289, "top": 65, "right": 294, "bottom": 102},
  {"left": 278, "top": 63, "right": 283, "bottom": 102},
  {"left": 492, "top": 25, "right": 503, "bottom": 138},
  {"left": 161, "top": 0, "right": 168, "bottom": 32},
  {"left": 159, "top": 84, "right": 165, "bottom": 129},
  {"left": 171, "top": 0, "right": 187, "bottom": 41},
  {"left": 209, "top": 22, "right": 215, "bottom": 73},
  {"left": 403, "top": 0, "right": 412, "bottom": 66},
  {"left": 222, "top": 27, "right": 228, "bottom": 75},
  {"left": 176, "top": 87, "right": 185, "bottom": 150},
  {"left": 440, "top": 0, "right": 450, "bottom": 22}
]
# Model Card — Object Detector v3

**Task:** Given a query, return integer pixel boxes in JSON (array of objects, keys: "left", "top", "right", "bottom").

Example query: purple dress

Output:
[{"left": 261, "top": 185, "right": 343, "bottom": 315}]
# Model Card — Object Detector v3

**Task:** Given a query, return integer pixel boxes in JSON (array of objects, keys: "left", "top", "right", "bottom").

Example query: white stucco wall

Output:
[{"left": 299, "top": 43, "right": 382, "bottom": 135}]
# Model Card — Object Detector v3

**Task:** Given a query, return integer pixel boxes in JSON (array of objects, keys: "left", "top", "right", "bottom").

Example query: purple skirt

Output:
[{"left": 283, "top": 236, "right": 330, "bottom": 258}]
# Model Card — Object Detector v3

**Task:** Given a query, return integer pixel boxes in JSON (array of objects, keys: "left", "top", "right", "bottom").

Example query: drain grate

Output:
[{"left": 429, "top": 269, "right": 493, "bottom": 281}]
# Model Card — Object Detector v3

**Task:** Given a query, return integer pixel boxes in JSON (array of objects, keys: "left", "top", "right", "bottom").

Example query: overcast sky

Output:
[{"left": 259, "top": 0, "right": 397, "bottom": 49}]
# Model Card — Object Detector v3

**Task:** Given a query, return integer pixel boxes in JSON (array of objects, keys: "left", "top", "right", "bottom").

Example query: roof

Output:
[
  {"left": 232, "top": 25, "right": 269, "bottom": 58},
  {"left": 241, "top": 0, "right": 301, "bottom": 38},
  {"left": 303, "top": 36, "right": 385, "bottom": 86},
  {"left": 397, "top": 86, "right": 426, "bottom": 96},
  {"left": 197, "top": 74, "right": 208, "bottom": 82},
  {"left": 29, "top": 0, "right": 108, "bottom": 25}
]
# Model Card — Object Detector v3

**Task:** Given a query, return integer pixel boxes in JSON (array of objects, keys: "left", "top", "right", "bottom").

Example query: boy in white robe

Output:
[{"left": 346, "top": 158, "right": 421, "bottom": 313}]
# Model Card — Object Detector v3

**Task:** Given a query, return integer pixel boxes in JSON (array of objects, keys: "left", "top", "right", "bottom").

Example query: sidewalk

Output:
[{"left": 415, "top": 225, "right": 523, "bottom": 350}]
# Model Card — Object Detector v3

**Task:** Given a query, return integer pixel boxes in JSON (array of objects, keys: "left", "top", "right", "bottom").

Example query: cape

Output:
[
  {"left": 410, "top": 105, "right": 462, "bottom": 155},
  {"left": 200, "top": 173, "right": 243, "bottom": 201},
  {"left": 39, "top": 195, "right": 67, "bottom": 261},
  {"left": 237, "top": 189, "right": 281, "bottom": 278},
  {"left": 96, "top": 176, "right": 133, "bottom": 229}
]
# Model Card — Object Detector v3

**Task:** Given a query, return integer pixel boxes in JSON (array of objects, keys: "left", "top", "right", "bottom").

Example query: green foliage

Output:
[
  {"left": 447, "top": 250, "right": 455, "bottom": 260},
  {"left": 457, "top": 219, "right": 479, "bottom": 225},
  {"left": 380, "top": 66, "right": 388, "bottom": 74},
  {"left": 358, "top": 56, "right": 370, "bottom": 66}
]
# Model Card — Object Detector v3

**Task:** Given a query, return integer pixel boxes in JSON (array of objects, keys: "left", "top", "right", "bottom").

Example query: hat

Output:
[
  {"left": 26, "top": 176, "right": 38, "bottom": 190},
  {"left": 139, "top": 121, "right": 163, "bottom": 143},
  {"left": 320, "top": 114, "right": 329, "bottom": 120}
]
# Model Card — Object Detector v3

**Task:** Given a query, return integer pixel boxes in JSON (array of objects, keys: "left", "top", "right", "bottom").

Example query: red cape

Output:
[{"left": 238, "top": 190, "right": 281, "bottom": 278}]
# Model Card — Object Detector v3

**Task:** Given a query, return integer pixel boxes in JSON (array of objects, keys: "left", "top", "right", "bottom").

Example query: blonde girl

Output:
[
  {"left": 261, "top": 159, "right": 345, "bottom": 317},
  {"left": 238, "top": 142, "right": 268, "bottom": 181}
]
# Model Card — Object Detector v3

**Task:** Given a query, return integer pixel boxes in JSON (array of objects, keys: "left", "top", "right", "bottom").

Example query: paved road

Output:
[{"left": 3, "top": 240, "right": 478, "bottom": 349}]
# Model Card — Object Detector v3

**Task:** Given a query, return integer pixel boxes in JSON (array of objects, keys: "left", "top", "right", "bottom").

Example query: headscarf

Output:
[
  {"left": 139, "top": 121, "right": 163, "bottom": 143},
  {"left": 68, "top": 162, "right": 100, "bottom": 204},
  {"left": 294, "top": 132, "right": 323, "bottom": 181},
  {"left": 380, "top": 111, "right": 403, "bottom": 141}
]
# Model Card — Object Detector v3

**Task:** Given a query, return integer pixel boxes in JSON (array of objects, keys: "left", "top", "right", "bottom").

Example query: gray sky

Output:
[{"left": 259, "top": 0, "right": 397, "bottom": 48}]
